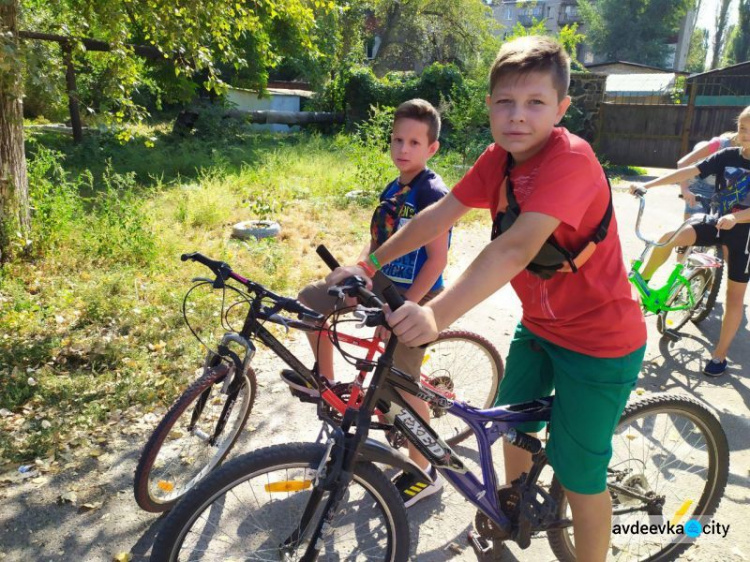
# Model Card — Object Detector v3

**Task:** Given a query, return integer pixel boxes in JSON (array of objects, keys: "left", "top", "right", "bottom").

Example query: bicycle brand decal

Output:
[{"left": 392, "top": 407, "right": 467, "bottom": 473}]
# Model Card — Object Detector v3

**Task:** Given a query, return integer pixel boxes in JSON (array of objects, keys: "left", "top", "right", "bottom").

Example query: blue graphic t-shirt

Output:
[
  {"left": 370, "top": 168, "right": 449, "bottom": 290},
  {"left": 697, "top": 147, "right": 750, "bottom": 214}
]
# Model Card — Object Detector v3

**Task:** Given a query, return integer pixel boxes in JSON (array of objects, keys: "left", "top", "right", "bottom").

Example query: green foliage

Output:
[
  {"left": 26, "top": 142, "right": 156, "bottom": 266},
  {"left": 578, "top": 0, "right": 693, "bottom": 67},
  {"left": 340, "top": 63, "right": 464, "bottom": 123},
  {"left": 367, "top": 0, "right": 499, "bottom": 77},
  {"left": 442, "top": 80, "right": 493, "bottom": 165},
  {"left": 724, "top": 0, "right": 750, "bottom": 66},
  {"left": 686, "top": 27, "right": 708, "bottom": 74},
  {"left": 349, "top": 105, "right": 395, "bottom": 194}
]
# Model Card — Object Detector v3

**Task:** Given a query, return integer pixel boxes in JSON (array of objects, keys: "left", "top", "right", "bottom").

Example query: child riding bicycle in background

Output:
[
  {"left": 678, "top": 132, "right": 738, "bottom": 218},
  {"left": 290, "top": 98, "right": 450, "bottom": 507},
  {"left": 629, "top": 105, "right": 750, "bottom": 377},
  {"left": 331, "top": 36, "right": 646, "bottom": 562}
]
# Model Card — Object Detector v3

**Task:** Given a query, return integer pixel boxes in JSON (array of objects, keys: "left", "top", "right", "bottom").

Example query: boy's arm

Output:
[
  {"left": 402, "top": 231, "right": 450, "bottom": 303},
  {"left": 677, "top": 142, "right": 715, "bottom": 168},
  {"left": 387, "top": 211, "right": 560, "bottom": 347},
  {"left": 372, "top": 193, "right": 469, "bottom": 269}
]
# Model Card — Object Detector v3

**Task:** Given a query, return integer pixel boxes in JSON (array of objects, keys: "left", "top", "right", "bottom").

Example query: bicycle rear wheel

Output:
[
  {"left": 150, "top": 442, "right": 409, "bottom": 561},
  {"left": 548, "top": 394, "right": 729, "bottom": 562},
  {"left": 689, "top": 263, "right": 723, "bottom": 325},
  {"left": 656, "top": 269, "right": 706, "bottom": 334},
  {"left": 134, "top": 361, "right": 256, "bottom": 512},
  {"left": 422, "top": 330, "right": 504, "bottom": 447}
]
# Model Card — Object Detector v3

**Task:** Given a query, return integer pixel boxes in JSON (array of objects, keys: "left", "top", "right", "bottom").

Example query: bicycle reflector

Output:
[
  {"left": 264, "top": 480, "right": 313, "bottom": 493},
  {"left": 157, "top": 480, "right": 175, "bottom": 492}
]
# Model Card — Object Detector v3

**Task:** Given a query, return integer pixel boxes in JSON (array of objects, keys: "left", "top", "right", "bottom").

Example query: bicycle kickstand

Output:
[{"left": 662, "top": 329, "right": 682, "bottom": 342}]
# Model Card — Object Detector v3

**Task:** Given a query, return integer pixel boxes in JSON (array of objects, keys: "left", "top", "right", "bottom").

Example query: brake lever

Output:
[{"left": 191, "top": 277, "right": 215, "bottom": 284}]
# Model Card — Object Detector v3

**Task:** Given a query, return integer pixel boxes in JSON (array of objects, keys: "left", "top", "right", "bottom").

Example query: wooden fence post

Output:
[{"left": 680, "top": 81, "right": 697, "bottom": 156}]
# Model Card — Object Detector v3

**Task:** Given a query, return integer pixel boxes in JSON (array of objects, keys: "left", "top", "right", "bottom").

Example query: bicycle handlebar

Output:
[
  {"left": 631, "top": 192, "right": 716, "bottom": 248},
  {"left": 181, "top": 252, "right": 323, "bottom": 321},
  {"left": 315, "top": 245, "right": 404, "bottom": 311}
]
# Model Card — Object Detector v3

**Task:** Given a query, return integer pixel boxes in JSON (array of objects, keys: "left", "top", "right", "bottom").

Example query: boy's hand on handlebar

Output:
[
  {"left": 385, "top": 302, "right": 438, "bottom": 347},
  {"left": 326, "top": 265, "right": 373, "bottom": 288},
  {"left": 680, "top": 186, "right": 697, "bottom": 207},
  {"left": 717, "top": 214, "right": 737, "bottom": 230},
  {"left": 629, "top": 183, "right": 647, "bottom": 197}
]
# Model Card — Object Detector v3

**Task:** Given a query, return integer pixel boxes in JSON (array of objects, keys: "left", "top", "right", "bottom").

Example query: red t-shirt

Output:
[{"left": 452, "top": 128, "right": 646, "bottom": 358}]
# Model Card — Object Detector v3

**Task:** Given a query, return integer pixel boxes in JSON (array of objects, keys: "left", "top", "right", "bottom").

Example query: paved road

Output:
[{"left": 0, "top": 173, "right": 747, "bottom": 561}]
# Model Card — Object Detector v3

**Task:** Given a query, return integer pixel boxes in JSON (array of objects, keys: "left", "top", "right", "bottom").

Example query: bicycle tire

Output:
[
  {"left": 134, "top": 362, "right": 257, "bottom": 512},
  {"left": 656, "top": 269, "right": 707, "bottom": 334},
  {"left": 424, "top": 330, "right": 504, "bottom": 447},
  {"left": 690, "top": 264, "right": 723, "bottom": 325},
  {"left": 150, "top": 442, "right": 410, "bottom": 561},
  {"left": 548, "top": 394, "right": 729, "bottom": 562}
]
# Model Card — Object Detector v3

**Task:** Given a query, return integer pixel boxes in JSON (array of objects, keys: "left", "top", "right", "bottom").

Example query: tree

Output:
[
  {"left": 1, "top": 0, "right": 331, "bottom": 261},
  {"left": 724, "top": 0, "right": 750, "bottom": 64},
  {"left": 710, "top": 0, "right": 734, "bottom": 68},
  {"left": 686, "top": 27, "right": 709, "bottom": 72},
  {"left": 366, "top": 0, "right": 500, "bottom": 76},
  {"left": 578, "top": 0, "right": 694, "bottom": 67},
  {"left": 0, "top": 0, "right": 30, "bottom": 261}
]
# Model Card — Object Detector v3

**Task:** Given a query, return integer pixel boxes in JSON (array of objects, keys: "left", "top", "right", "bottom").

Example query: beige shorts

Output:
[{"left": 298, "top": 275, "right": 442, "bottom": 378}]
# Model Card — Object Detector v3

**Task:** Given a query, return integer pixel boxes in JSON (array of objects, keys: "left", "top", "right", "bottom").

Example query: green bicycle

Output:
[{"left": 629, "top": 190, "right": 724, "bottom": 337}]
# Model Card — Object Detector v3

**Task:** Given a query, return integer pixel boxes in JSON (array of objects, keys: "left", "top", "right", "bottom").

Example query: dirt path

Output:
[{"left": 0, "top": 177, "right": 748, "bottom": 561}]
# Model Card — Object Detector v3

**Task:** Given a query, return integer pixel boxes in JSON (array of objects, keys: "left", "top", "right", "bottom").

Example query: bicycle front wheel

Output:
[
  {"left": 548, "top": 394, "right": 729, "bottom": 562},
  {"left": 150, "top": 442, "right": 410, "bottom": 561},
  {"left": 422, "top": 330, "right": 504, "bottom": 447},
  {"left": 134, "top": 362, "right": 257, "bottom": 512},
  {"left": 656, "top": 269, "right": 706, "bottom": 334}
]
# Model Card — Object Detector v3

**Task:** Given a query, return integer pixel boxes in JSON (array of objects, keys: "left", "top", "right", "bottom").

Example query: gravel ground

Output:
[{"left": 1, "top": 175, "right": 748, "bottom": 562}]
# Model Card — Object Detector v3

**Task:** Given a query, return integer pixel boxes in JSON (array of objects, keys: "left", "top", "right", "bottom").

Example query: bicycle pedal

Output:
[
  {"left": 468, "top": 530, "right": 493, "bottom": 555},
  {"left": 290, "top": 389, "right": 320, "bottom": 404}
]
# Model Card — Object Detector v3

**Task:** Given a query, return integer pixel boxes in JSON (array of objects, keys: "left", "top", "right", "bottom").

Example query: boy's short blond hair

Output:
[
  {"left": 394, "top": 99, "right": 441, "bottom": 144},
  {"left": 489, "top": 36, "right": 571, "bottom": 101}
]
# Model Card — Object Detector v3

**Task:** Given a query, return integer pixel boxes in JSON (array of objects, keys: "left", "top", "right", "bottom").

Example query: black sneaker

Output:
[
  {"left": 392, "top": 467, "right": 443, "bottom": 508},
  {"left": 280, "top": 369, "right": 320, "bottom": 398},
  {"left": 703, "top": 359, "right": 728, "bottom": 377}
]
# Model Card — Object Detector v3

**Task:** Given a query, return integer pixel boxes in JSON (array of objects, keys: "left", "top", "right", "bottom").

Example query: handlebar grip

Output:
[
  {"left": 381, "top": 284, "right": 404, "bottom": 311},
  {"left": 316, "top": 244, "right": 340, "bottom": 271}
]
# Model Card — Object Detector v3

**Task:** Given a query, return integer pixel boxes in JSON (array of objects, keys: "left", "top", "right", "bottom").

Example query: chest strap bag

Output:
[{"left": 490, "top": 154, "right": 613, "bottom": 280}]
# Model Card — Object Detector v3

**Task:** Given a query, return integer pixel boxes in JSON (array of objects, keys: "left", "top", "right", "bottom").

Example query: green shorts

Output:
[{"left": 495, "top": 323, "right": 645, "bottom": 495}]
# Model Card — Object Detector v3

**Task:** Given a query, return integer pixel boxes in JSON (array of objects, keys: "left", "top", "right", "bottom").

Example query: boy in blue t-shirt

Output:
[{"left": 285, "top": 99, "right": 450, "bottom": 507}]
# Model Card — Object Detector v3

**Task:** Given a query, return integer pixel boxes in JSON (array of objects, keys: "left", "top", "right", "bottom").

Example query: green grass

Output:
[{"left": 0, "top": 123, "right": 485, "bottom": 464}]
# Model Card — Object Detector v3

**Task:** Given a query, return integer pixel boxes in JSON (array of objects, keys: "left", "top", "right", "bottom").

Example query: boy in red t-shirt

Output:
[{"left": 329, "top": 36, "right": 646, "bottom": 561}]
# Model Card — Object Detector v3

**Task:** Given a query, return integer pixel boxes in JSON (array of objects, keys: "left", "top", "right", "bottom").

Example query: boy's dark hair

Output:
[
  {"left": 394, "top": 99, "right": 441, "bottom": 144},
  {"left": 489, "top": 36, "right": 570, "bottom": 101}
]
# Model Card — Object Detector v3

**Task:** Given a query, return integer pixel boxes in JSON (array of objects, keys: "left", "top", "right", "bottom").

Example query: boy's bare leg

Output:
[
  {"left": 712, "top": 278, "right": 748, "bottom": 360},
  {"left": 503, "top": 440, "right": 533, "bottom": 483},
  {"left": 398, "top": 390, "right": 431, "bottom": 469},
  {"left": 565, "top": 488, "right": 612, "bottom": 562},
  {"left": 304, "top": 330, "right": 335, "bottom": 381},
  {"left": 642, "top": 227, "right": 697, "bottom": 280}
]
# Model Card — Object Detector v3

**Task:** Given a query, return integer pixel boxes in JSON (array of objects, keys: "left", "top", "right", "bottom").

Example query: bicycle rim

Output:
[
  {"left": 549, "top": 395, "right": 728, "bottom": 562},
  {"left": 138, "top": 368, "right": 254, "bottom": 510},
  {"left": 154, "top": 444, "right": 406, "bottom": 561},
  {"left": 659, "top": 271, "right": 703, "bottom": 333},
  {"left": 422, "top": 330, "right": 503, "bottom": 447}
]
